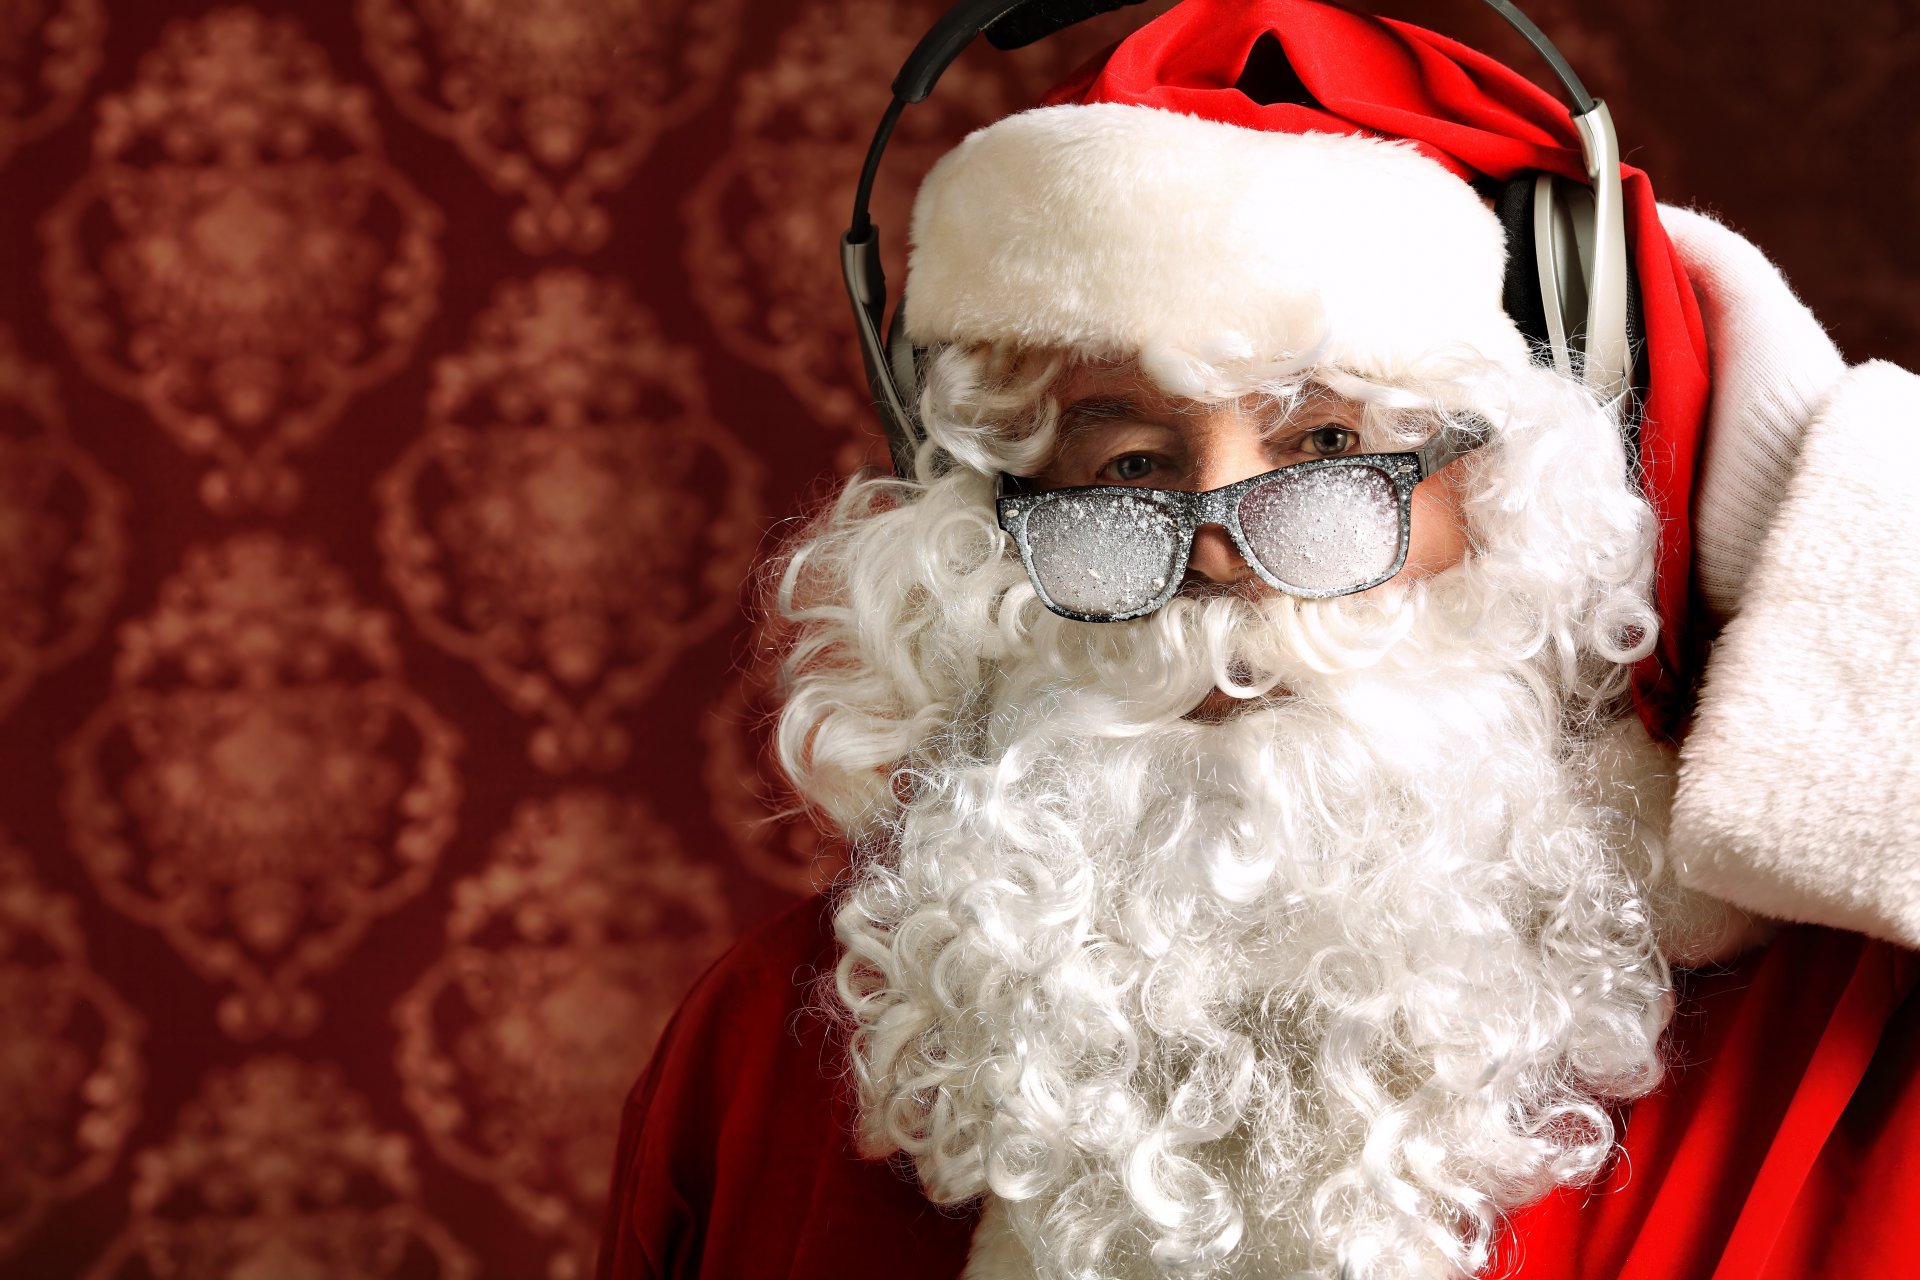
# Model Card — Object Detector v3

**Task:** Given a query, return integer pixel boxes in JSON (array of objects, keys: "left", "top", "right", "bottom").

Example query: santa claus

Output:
[{"left": 600, "top": 2, "right": 1920, "bottom": 1277}]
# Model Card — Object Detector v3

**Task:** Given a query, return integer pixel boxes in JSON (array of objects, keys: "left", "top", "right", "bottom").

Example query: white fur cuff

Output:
[{"left": 1671, "top": 360, "right": 1920, "bottom": 947}]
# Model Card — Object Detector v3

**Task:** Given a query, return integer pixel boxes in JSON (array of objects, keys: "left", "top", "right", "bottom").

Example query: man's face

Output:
[
  {"left": 1029, "top": 361, "right": 1474, "bottom": 719},
  {"left": 789, "top": 341, "right": 1683, "bottom": 1279}
]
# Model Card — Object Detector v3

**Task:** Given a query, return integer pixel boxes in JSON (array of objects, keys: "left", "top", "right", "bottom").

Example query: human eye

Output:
[
  {"left": 1098, "top": 453, "right": 1159, "bottom": 484},
  {"left": 1295, "top": 424, "right": 1361, "bottom": 457}
]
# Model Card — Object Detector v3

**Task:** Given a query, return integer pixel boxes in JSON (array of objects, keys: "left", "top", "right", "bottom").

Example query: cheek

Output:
[{"left": 1401, "top": 469, "right": 1472, "bottom": 579}]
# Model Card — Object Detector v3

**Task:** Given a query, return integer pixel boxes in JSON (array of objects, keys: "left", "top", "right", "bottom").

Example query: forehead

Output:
[
  {"left": 1050, "top": 358, "right": 1357, "bottom": 423},
  {"left": 1055, "top": 359, "right": 1187, "bottom": 416}
]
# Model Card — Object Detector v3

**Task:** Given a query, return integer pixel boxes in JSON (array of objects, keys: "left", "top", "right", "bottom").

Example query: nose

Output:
[
  {"left": 1171, "top": 408, "right": 1280, "bottom": 595},
  {"left": 1185, "top": 522, "right": 1257, "bottom": 588},
  {"left": 1181, "top": 451, "right": 1274, "bottom": 594}
]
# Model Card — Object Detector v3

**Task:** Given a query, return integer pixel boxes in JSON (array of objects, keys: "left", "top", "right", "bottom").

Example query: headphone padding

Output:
[
  {"left": 1495, "top": 172, "right": 1647, "bottom": 455},
  {"left": 1496, "top": 175, "right": 1552, "bottom": 358}
]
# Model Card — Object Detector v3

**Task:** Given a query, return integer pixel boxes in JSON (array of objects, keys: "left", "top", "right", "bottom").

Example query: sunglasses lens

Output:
[
  {"left": 1237, "top": 464, "right": 1402, "bottom": 592},
  {"left": 1025, "top": 491, "right": 1183, "bottom": 617}
]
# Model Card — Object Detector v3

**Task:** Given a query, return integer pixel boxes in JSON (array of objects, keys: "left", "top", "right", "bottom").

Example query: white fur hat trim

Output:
[{"left": 903, "top": 102, "right": 1530, "bottom": 386}]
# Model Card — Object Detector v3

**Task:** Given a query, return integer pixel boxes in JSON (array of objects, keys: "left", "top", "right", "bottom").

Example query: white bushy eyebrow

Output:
[
  {"left": 1058, "top": 396, "right": 1153, "bottom": 431},
  {"left": 1058, "top": 393, "right": 1209, "bottom": 434}
]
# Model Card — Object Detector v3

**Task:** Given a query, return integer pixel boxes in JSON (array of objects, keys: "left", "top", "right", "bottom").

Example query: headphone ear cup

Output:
[
  {"left": 1500, "top": 172, "right": 1592, "bottom": 378},
  {"left": 1497, "top": 174, "right": 1552, "bottom": 358},
  {"left": 1496, "top": 171, "right": 1646, "bottom": 429}
]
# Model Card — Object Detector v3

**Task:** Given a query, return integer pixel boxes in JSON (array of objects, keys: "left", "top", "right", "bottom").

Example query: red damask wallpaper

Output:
[{"left": 0, "top": 2, "right": 1913, "bottom": 1278}]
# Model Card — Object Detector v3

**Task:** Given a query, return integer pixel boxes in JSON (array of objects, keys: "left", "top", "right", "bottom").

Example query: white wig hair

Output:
[{"left": 773, "top": 339, "right": 1678, "bottom": 1279}]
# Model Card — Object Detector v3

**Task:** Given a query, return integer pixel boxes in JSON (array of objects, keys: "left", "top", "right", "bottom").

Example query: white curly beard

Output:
[
  {"left": 778, "top": 349, "right": 1748, "bottom": 1280},
  {"left": 833, "top": 582, "right": 1678, "bottom": 1280}
]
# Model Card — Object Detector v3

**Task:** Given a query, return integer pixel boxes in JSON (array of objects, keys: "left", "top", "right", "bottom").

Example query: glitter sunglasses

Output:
[{"left": 994, "top": 429, "right": 1486, "bottom": 622}]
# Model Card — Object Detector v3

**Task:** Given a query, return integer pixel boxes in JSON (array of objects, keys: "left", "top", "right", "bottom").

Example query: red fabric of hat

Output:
[{"left": 1044, "top": 0, "right": 1711, "bottom": 739}]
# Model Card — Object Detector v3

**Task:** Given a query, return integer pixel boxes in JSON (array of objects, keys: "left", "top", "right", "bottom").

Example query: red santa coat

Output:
[
  {"left": 598, "top": 898, "right": 1920, "bottom": 1279},
  {"left": 598, "top": 211, "right": 1920, "bottom": 1277}
]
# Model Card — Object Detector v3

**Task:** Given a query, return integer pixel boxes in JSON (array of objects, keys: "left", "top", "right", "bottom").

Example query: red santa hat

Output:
[{"left": 900, "top": 0, "right": 1711, "bottom": 737}]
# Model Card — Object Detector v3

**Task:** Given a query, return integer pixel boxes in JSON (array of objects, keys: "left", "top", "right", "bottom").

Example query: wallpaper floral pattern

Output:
[{"left": 1, "top": 2, "right": 1914, "bottom": 1277}]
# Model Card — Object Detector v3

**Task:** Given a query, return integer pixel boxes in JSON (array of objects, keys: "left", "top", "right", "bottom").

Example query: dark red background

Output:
[{"left": 0, "top": 2, "right": 1913, "bottom": 1278}]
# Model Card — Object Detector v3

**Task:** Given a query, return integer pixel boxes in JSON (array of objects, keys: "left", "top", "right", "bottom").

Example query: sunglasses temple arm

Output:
[{"left": 1417, "top": 423, "right": 1492, "bottom": 478}]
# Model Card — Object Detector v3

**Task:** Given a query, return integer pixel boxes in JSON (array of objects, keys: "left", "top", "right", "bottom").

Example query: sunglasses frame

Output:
[{"left": 994, "top": 430, "right": 1484, "bottom": 623}]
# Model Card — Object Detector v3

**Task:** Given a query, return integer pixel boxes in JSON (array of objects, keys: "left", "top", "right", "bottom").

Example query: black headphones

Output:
[{"left": 840, "top": 0, "right": 1643, "bottom": 477}]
